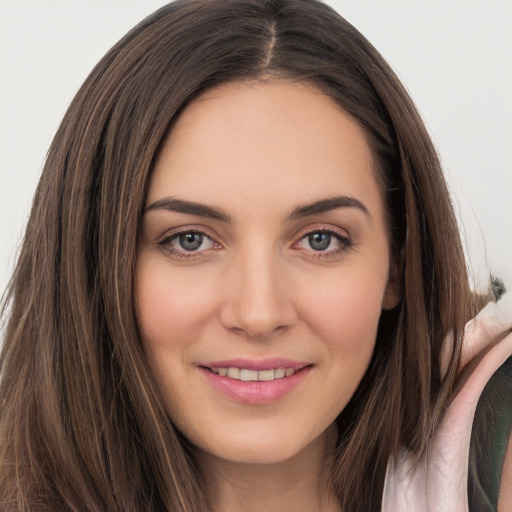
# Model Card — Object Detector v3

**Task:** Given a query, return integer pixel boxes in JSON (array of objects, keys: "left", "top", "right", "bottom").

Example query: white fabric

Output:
[{"left": 382, "top": 292, "right": 512, "bottom": 512}]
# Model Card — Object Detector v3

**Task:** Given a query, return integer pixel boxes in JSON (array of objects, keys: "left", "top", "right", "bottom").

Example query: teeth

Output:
[
  {"left": 240, "top": 369, "right": 258, "bottom": 381},
  {"left": 258, "top": 369, "right": 276, "bottom": 381},
  {"left": 275, "top": 368, "right": 286, "bottom": 379},
  {"left": 210, "top": 367, "right": 297, "bottom": 381},
  {"left": 227, "top": 368, "right": 240, "bottom": 379}
]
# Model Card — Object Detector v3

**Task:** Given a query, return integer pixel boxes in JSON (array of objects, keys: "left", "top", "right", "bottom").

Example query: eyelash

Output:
[
  {"left": 157, "top": 229, "right": 220, "bottom": 261},
  {"left": 157, "top": 227, "right": 352, "bottom": 261},
  {"left": 293, "top": 227, "right": 352, "bottom": 259}
]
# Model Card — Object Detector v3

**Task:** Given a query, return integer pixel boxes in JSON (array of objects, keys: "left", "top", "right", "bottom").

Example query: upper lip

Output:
[{"left": 198, "top": 358, "right": 311, "bottom": 371}]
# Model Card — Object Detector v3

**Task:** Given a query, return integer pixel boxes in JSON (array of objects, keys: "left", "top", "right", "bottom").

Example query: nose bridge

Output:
[{"left": 220, "top": 242, "right": 295, "bottom": 338}]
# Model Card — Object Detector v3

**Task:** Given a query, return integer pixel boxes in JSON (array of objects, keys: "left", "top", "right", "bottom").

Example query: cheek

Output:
[
  {"left": 302, "top": 268, "right": 386, "bottom": 414},
  {"left": 297, "top": 264, "right": 387, "bottom": 358},
  {"left": 135, "top": 259, "right": 217, "bottom": 350}
]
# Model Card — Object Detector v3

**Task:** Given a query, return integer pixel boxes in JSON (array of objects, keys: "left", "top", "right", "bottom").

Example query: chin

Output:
[{"left": 192, "top": 423, "right": 332, "bottom": 466}]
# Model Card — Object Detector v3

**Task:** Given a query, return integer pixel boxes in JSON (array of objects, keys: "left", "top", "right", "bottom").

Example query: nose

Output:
[{"left": 219, "top": 248, "right": 297, "bottom": 339}]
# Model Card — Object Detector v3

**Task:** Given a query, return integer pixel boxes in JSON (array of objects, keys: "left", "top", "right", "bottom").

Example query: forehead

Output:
[{"left": 148, "top": 80, "right": 383, "bottom": 221}]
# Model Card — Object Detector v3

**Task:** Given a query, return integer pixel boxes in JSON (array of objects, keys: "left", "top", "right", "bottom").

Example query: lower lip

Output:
[{"left": 200, "top": 366, "right": 312, "bottom": 404}]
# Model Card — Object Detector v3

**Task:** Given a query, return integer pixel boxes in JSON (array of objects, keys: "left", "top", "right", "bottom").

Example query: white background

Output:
[{"left": 1, "top": 0, "right": 511, "bottom": 296}]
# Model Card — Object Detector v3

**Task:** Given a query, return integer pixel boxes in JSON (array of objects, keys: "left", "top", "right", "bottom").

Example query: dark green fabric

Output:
[{"left": 468, "top": 356, "right": 512, "bottom": 511}]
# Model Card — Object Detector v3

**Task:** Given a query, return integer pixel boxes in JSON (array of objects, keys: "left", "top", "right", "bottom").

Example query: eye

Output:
[
  {"left": 159, "top": 230, "right": 220, "bottom": 259},
  {"left": 306, "top": 232, "right": 333, "bottom": 251},
  {"left": 294, "top": 228, "right": 351, "bottom": 255},
  {"left": 176, "top": 232, "right": 209, "bottom": 251}
]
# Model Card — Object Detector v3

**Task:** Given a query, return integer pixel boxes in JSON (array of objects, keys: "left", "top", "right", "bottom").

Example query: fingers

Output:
[
  {"left": 441, "top": 291, "right": 512, "bottom": 377},
  {"left": 460, "top": 291, "right": 512, "bottom": 370}
]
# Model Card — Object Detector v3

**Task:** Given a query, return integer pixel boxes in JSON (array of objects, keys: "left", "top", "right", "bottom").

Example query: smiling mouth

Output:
[
  {"left": 206, "top": 367, "right": 298, "bottom": 381},
  {"left": 199, "top": 362, "right": 312, "bottom": 403}
]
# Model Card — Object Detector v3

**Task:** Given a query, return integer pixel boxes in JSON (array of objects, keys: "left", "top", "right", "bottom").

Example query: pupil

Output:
[
  {"left": 179, "top": 233, "right": 202, "bottom": 251},
  {"left": 309, "top": 232, "right": 330, "bottom": 251}
]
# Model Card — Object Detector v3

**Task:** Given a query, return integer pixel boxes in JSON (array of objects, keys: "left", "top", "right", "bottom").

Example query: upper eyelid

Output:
[
  {"left": 158, "top": 226, "right": 220, "bottom": 244},
  {"left": 167, "top": 231, "right": 215, "bottom": 245},
  {"left": 296, "top": 230, "right": 349, "bottom": 246},
  {"left": 294, "top": 224, "right": 350, "bottom": 240}
]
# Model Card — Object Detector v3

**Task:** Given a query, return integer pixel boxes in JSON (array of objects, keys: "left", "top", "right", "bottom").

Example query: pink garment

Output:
[{"left": 382, "top": 292, "right": 512, "bottom": 512}]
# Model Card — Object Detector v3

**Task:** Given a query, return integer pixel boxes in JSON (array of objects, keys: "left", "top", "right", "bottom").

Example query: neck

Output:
[{"left": 197, "top": 425, "right": 340, "bottom": 512}]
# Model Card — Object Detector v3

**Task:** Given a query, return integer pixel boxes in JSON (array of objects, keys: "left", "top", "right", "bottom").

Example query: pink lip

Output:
[
  {"left": 198, "top": 359, "right": 312, "bottom": 405},
  {"left": 198, "top": 358, "right": 309, "bottom": 371}
]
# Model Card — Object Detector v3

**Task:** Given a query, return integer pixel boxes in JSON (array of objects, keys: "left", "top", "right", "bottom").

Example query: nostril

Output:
[{"left": 225, "top": 321, "right": 293, "bottom": 341}]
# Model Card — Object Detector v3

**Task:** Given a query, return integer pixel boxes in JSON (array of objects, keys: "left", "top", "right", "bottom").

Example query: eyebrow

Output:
[
  {"left": 288, "top": 196, "right": 370, "bottom": 220},
  {"left": 146, "top": 198, "right": 232, "bottom": 222},
  {"left": 145, "top": 195, "right": 370, "bottom": 222}
]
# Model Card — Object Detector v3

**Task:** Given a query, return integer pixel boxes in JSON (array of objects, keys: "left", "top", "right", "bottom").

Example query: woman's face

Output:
[{"left": 136, "top": 80, "right": 400, "bottom": 465}]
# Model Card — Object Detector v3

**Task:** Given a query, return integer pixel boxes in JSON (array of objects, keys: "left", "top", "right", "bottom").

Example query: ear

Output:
[
  {"left": 382, "top": 249, "right": 404, "bottom": 310},
  {"left": 382, "top": 276, "right": 402, "bottom": 310}
]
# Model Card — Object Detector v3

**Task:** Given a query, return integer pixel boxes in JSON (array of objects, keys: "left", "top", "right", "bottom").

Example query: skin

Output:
[{"left": 136, "top": 80, "right": 400, "bottom": 512}]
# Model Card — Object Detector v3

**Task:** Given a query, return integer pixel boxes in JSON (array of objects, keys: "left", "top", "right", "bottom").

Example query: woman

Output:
[{"left": 0, "top": 0, "right": 510, "bottom": 510}]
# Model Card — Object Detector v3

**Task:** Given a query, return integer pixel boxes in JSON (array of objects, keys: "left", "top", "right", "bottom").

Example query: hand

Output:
[{"left": 382, "top": 292, "right": 512, "bottom": 512}]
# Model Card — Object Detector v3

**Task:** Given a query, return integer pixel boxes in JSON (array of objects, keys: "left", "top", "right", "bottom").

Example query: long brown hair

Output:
[{"left": 0, "top": 1, "right": 481, "bottom": 510}]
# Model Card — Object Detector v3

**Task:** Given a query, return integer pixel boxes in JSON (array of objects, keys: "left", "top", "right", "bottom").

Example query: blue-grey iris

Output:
[
  {"left": 309, "top": 232, "right": 330, "bottom": 251},
  {"left": 179, "top": 233, "right": 203, "bottom": 251}
]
